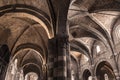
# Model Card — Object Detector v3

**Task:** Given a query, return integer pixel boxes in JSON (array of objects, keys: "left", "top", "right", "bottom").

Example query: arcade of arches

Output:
[{"left": 0, "top": 0, "right": 120, "bottom": 80}]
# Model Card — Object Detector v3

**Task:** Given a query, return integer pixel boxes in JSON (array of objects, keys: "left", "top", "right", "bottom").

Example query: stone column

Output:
[
  {"left": 48, "top": 38, "right": 56, "bottom": 80},
  {"left": 66, "top": 36, "right": 72, "bottom": 80},
  {"left": 55, "top": 0, "right": 71, "bottom": 79},
  {"left": 55, "top": 34, "right": 71, "bottom": 80},
  {"left": 48, "top": 0, "right": 71, "bottom": 79},
  {"left": 48, "top": 36, "right": 71, "bottom": 80}
]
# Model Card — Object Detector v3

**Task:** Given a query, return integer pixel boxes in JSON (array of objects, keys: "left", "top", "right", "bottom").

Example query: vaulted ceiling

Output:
[
  {"left": 68, "top": 0, "right": 120, "bottom": 62},
  {"left": 0, "top": 0, "right": 120, "bottom": 75},
  {"left": 0, "top": 0, "right": 54, "bottom": 74}
]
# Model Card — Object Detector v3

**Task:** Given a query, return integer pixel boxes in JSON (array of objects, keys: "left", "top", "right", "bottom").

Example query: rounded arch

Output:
[
  {"left": 0, "top": 4, "right": 54, "bottom": 38},
  {"left": 70, "top": 39, "right": 90, "bottom": 58},
  {"left": 82, "top": 69, "right": 91, "bottom": 80},
  {"left": 11, "top": 48, "right": 45, "bottom": 68},
  {"left": 95, "top": 61, "right": 115, "bottom": 80},
  {"left": 5, "top": 52, "right": 45, "bottom": 80},
  {"left": 13, "top": 43, "right": 45, "bottom": 64},
  {"left": 23, "top": 63, "right": 45, "bottom": 80},
  {"left": 94, "top": 59, "right": 114, "bottom": 75},
  {"left": 69, "top": 24, "right": 110, "bottom": 54},
  {"left": 23, "top": 63, "right": 41, "bottom": 76}
]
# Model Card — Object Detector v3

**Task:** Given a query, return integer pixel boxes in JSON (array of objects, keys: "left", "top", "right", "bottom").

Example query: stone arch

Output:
[
  {"left": 0, "top": 4, "right": 54, "bottom": 64},
  {"left": 0, "top": 4, "right": 54, "bottom": 39},
  {"left": 95, "top": 61, "right": 115, "bottom": 80},
  {"left": 5, "top": 43, "right": 46, "bottom": 80},
  {"left": 12, "top": 48, "right": 45, "bottom": 67},
  {"left": 22, "top": 63, "right": 42, "bottom": 77},
  {"left": 82, "top": 69, "right": 91, "bottom": 80},
  {"left": 70, "top": 39, "right": 90, "bottom": 58},
  {"left": 13, "top": 43, "right": 45, "bottom": 63},
  {"left": 94, "top": 59, "right": 114, "bottom": 75}
]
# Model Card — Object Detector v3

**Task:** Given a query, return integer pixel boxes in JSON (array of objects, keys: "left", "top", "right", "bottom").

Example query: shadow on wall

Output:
[
  {"left": 0, "top": 28, "right": 11, "bottom": 44},
  {"left": 0, "top": 44, "right": 10, "bottom": 80}
]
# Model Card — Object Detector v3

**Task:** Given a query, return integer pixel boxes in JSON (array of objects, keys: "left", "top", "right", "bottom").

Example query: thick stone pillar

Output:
[
  {"left": 56, "top": 34, "right": 71, "bottom": 80},
  {"left": 48, "top": 0, "right": 71, "bottom": 79},
  {"left": 48, "top": 38, "right": 56, "bottom": 80},
  {"left": 54, "top": 35, "right": 68, "bottom": 80},
  {"left": 48, "top": 36, "right": 71, "bottom": 80},
  {"left": 56, "top": 0, "right": 71, "bottom": 79}
]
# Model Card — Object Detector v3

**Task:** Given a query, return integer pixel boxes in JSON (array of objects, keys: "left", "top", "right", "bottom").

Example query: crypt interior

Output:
[{"left": 0, "top": 0, "right": 120, "bottom": 80}]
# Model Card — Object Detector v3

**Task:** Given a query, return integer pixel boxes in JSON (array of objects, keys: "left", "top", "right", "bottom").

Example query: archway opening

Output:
[
  {"left": 96, "top": 61, "right": 115, "bottom": 80},
  {"left": 5, "top": 47, "right": 46, "bottom": 80},
  {"left": 83, "top": 69, "right": 91, "bottom": 80},
  {"left": 25, "top": 72, "right": 38, "bottom": 80},
  {"left": 5, "top": 58, "right": 21, "bottom": 80},
  {"left": 0, "top": 44, "right": 10, "bottom": 80},
  {"left": 23, "top": 63, "right": 43, "bottom": 80}
]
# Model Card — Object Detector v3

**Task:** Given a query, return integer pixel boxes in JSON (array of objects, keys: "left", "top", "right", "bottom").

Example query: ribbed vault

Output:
[
  {"left": 0, "top": 1, "right": 55, "bottom": 80},
  {"left": 69, "top": 0, "right": 120, "bottom": 66}
]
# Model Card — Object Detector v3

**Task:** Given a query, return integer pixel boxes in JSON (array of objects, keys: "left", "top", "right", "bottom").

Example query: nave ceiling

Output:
[
  {"left": 0, "top": 0, "right": 120, "bottom": 79},
  {"left": 68, "top": 0, "right": 120, "bottom": 61}
]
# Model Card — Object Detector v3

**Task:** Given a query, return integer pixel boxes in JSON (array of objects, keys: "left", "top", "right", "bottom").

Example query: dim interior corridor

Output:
[{"left": 0, "top": 0, "right": 120, "bottom": 80}]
